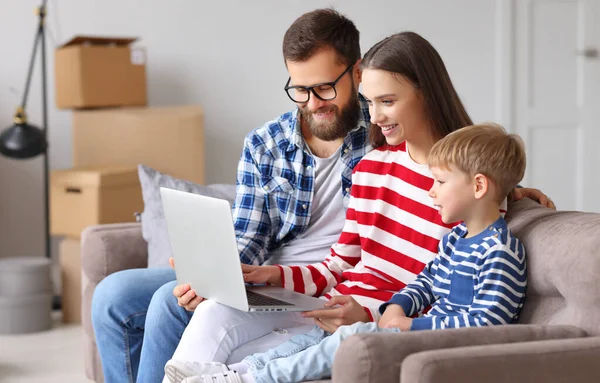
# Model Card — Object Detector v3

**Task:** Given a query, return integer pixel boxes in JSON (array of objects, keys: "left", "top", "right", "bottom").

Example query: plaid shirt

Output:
[{"left": 233, "top": 94, "right": 372, "bottom": 265}]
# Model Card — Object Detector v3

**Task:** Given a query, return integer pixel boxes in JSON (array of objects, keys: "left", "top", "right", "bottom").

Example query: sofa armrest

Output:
[
  {"left": 80, "top": 222, "right": 147, "bottom": 383},
  {"left": 81, "top": 222, "right": 148, "bottom": 284},
  {"left": 401, "top": 336, "right": 600, "bottom": 383},
  {"left": 332, "top": 324, "right": 587, "bottom": 383}
]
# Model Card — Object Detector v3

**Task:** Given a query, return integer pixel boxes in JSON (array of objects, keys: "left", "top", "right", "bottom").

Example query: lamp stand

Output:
[
  {"left": 0, "top": 0, "right": 58, "bottom": 309},
  {"left": 37, "top": 2, "right": 58, "bottom": 310}
]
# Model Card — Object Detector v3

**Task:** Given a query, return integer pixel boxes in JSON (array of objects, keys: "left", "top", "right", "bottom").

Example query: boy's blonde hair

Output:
[{"left": 428, "top": 123, "right": 526, "bottom": 203}]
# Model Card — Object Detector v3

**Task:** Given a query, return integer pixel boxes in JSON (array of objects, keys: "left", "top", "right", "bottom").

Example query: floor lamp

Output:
[{"left": 0, "top": 0, "right": 57, "bottom": 308}]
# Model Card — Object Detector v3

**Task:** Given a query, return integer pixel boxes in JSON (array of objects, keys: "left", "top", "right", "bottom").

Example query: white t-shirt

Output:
[{"left": 266, "top": 147, "right": 346, "bottom": 266}]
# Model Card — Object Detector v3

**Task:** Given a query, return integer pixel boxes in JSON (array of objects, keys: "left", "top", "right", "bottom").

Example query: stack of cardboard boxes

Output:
[{"left": 51, "top": 36, "right": 205, "bottom": 322}]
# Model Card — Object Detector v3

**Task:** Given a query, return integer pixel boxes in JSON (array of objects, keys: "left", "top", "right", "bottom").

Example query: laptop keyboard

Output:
[{"left": 246, "top": 289, "right": 295, "bottom": 307}]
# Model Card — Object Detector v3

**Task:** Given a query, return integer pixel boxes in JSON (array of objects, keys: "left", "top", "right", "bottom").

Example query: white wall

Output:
[{"left": 0, "top": 0, "right": 500, "bottom": 259}]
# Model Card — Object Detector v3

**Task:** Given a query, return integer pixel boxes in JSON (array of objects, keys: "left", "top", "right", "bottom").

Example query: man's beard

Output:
[{"left": 300, "top": 90, "right": 360, "bottom": 141}]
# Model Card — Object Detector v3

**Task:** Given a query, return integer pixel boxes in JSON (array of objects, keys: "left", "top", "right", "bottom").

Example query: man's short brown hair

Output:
[
  {"left": 428, "top": 123, "right": 526, "bottom": 203},
  {"left": 282, "top": 8, "right": 360, "bottom": 66}
]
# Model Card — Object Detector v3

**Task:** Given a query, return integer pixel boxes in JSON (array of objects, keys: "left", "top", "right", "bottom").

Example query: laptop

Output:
[{"left": 160, "top": 187, "right": 328, "bottom": 312}]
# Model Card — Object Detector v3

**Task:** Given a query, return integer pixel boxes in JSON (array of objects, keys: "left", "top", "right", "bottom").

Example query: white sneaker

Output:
[
  {"left": 180, "top": 377, "right": 203, "bottom": 383},
  {"left": 164, "top": 359, "right": 229, "bottom": 383},
  {"left": 198, "top": 371, "right": 243, "bottom": 383}
]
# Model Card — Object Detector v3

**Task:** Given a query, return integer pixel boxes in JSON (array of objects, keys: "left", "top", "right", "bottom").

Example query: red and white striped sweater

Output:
[{"left": 276, "top": 143, "right": 455, "bottom": 321}]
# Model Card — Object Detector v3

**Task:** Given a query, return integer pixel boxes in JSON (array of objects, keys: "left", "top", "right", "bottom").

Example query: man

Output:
[
  {"left": 92, "top": 8, "right": 552, "bottom": 383},
  {"left": 92, "top": 9, "right": 369, "bottom": 383}
]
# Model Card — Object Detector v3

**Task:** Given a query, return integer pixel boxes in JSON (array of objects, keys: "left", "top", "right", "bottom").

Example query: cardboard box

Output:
[
  {"left": 50, "top": 165, "right": 144, "bottom": 238},
  {"left": 59, "top": 238, "right": 81, "bottom": 323},
  {"left": 72, "top": 105, "right": 205, "bottom": 184},
  {"left": 55, "top": 35, "right": 147, "bottom": 109}
]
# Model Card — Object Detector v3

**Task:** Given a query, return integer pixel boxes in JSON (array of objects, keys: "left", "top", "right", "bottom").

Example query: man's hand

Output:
[
  {"left": 241, "top": 264, "right": 282, "bottom": 286},
  {"left": 169, "top": 257, "right": 204, "bottom": 311},
  {"left": 378, "top": 304, "right": 412, "bottom": 331},
  {"left": 302, "top": 296, "right": 370, "bottom": 333},
  {"left": 513, "top": 187, "right": 556, "bottom": 210}
]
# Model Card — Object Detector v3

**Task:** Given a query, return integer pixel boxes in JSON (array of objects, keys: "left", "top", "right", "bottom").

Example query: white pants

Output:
[{"left": 171, "top": 300, "right": 315, "bottom": 364}]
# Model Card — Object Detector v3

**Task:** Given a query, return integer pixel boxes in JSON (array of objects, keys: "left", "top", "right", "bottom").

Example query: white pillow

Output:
[{"left": 137, "top": 164, "right": 236, "bottom": 267}]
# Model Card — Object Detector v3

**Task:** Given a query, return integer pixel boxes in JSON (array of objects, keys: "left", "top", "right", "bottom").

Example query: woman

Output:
[{"left": 164, "top": 31, "right": 549, "bottom": 383}]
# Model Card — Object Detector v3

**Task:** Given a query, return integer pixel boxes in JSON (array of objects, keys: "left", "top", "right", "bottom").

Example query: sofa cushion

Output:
[
  {"left": 505, "top": 198, "right": 600, "bottom": 336},
  {"left": 138, "top": 164, "right": 236, "bottom": 267},
  {"left": 332, "top": 324, "right": 587, "bottom": 383}
]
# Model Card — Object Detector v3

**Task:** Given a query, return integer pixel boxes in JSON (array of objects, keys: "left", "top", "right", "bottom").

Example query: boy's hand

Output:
[
  {"left": 378, "top": 304, "right": 412, "bottom": 331},
  {"left": 169, "top": 257, "right": 205, "bottom": 311},
  {"left": 241, "top": 264, "right": 282, "bottom": 286},
  {"left": 302, "top": 296, "right": 370, "bottom": 333}
]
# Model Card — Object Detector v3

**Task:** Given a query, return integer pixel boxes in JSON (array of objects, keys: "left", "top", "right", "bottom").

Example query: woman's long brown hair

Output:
[{"left": 361, "top": 32, "right": 473, "bottom": 148}]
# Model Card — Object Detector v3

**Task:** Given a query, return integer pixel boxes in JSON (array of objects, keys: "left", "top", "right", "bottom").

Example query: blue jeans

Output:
[
  {"left": 91, "top": 268, "right": 194, "bottom": 383},
  {"left": 243, "top": 322, "right": 400, "bottom": 383}
]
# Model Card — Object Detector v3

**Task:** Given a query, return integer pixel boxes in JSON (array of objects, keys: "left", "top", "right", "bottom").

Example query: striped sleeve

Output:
[
  {"left": 277, "top": 189, "right": 362, "bottom": 296},
  {"left": 380, "top": 235, "right": 448, "bottom": 316},
  {"left": 411, "top": 238, "right": 527, "bottom": 331}
]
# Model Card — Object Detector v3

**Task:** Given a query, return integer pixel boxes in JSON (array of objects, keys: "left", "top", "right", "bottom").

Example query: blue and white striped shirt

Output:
[
  {"left": 232, "top": 95, "right": 372, "bottom": 265},
  {"left": 381, "top": 217, "right": 527, "bottom": 330}
]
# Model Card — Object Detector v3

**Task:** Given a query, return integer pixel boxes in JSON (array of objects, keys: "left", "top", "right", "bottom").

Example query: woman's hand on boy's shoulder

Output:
[
  {"left": 302, "top": 295, "right": 370, "bottom": 333},
  {"left": 513, "top": 187, "right": 556, "bottom": 209}
]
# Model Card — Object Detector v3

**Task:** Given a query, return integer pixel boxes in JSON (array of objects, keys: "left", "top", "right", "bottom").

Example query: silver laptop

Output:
[{"left": 160, "top": 187, "right": 328, "bottom": 312}]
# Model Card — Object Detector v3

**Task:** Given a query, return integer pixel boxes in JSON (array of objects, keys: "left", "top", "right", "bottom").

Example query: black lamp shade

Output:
[{"left": 0, "top": 122, "right": 47, "bottom": 159}]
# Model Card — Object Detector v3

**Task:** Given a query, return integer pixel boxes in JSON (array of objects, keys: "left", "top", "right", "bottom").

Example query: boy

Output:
[{"left": 174, "top": 123, "right": 528, "bottom": 383}]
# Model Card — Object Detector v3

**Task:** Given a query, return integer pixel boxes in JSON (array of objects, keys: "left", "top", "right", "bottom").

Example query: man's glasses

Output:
[{"left": 284, "top": 64, "right": 354, "bottom": 103}]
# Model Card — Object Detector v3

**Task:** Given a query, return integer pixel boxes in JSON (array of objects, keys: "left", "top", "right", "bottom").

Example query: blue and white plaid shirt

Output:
[{"left": 233, "top": 94, "right": 372, "bottom": 265}]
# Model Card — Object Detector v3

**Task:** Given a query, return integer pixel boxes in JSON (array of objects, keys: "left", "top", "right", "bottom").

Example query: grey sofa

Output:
[{"left": 81, "top": 198, "right": 600, "bottom": 382}]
